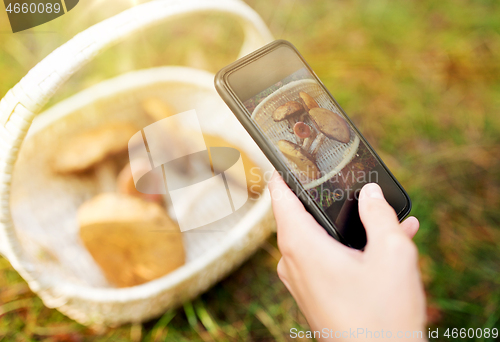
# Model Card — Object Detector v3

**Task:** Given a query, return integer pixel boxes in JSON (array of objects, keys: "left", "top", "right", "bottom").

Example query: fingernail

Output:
[
  {"left": 360, "top": 183, "right": 385, "bottom": 200},
  {"left": 405, "top": 216, "right": 418, "bottom": 224}
]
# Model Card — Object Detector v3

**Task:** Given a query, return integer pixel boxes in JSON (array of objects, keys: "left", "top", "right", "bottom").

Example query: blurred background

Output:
[{"left": 0, "top": 0, "right": 499, "bottom": 340}]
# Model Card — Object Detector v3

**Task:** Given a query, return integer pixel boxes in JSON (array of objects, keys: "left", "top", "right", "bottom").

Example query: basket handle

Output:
[{"left": 0, "top": 0, "right": 272, "bottom": 257}]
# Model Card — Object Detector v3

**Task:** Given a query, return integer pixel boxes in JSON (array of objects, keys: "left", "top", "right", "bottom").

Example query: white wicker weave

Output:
[
  {"left": 0, "top": 0, "right": 274, "bottom": 326},
  {"left": 252, "top": 79, "right": 360, "bottom": 189}
]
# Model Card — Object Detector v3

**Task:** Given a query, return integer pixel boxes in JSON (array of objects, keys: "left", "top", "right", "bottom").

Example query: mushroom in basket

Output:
[
  {"left": 272, "top": 101, "right": 305, "bottom": 130},
  {"left": 277, "top": 91, "right": 353, "bottom": 182},
  {"left": 52, "top": 123, "right": 137, "bottom": 174},
  {"left": 78, "top": 193, "right": 185, "bottom": 288},
  {"left": 278, "top": 140, "right": 321, "bottom": 181},
  {"left": 293, "top": 121, "right": 311, "bottom": 139},
  {"left": 291, "top": 91, "right": 322, "bottom": 155},
  {"left": 299, "top": 91, "right": 319, "bottom": 112},
  {"left": 295, "top": 92, "right": 351, "bottom": 158},
  {"left": 309, "top": 107, "right": 351, "bottom": 144}
]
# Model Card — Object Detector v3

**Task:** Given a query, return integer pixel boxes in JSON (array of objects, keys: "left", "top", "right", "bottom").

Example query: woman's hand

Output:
[{"left": 268, "top": 171, "right": 427, "bottom": 341}]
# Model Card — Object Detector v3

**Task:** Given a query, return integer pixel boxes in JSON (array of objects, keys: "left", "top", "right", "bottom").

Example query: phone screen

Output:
[{"left": 223, "top": 43, "right": 409, "bottom": 249}]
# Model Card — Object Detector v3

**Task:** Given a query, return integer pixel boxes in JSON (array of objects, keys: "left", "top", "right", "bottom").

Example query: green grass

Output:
[{"left": 1, "top": 0, "right": 500, "bottom": 340}]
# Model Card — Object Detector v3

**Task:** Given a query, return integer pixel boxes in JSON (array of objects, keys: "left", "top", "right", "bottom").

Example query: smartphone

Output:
[{"left": 215, "top": 40, "right": 411, "bottom": 249}]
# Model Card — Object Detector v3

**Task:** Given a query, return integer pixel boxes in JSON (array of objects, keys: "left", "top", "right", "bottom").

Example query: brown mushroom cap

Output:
[
  {"left": 272, "top": 101, "right": 305, "bottom": 122},
  {"left": 278, "top": 140, "right": 321, "bottom": 180},
  {"left": 309, "top": 108, "right": 351, "bottom": 143},
  {"left": 294, "top": 122, "right": 311, "bottom": 139},
  {"left": 299, "top": 92, "right": 319, "bottom": 112},
  {"left": 78, "top": 193, "right": 185, "bottom": 287},
  {"left": 53, "top": 123, "right": 137, "bottom": 173}
]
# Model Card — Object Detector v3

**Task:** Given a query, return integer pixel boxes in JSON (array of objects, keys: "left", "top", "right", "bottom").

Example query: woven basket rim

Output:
[
  {"left": 16, "top": 66, "right": 273, "bottom": 304},
  {"left": 31, "top": 66, "right": 219, "bottom": 136}
]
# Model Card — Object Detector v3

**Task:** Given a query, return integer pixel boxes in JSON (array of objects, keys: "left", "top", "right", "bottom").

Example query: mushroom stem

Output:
[
  {"left": 95, "top": 159, "right": 118, "bottom": 192},
  {"left": 311, "top": 134, "right": 326, "bottom": 157},
  {"left": 298, "top": 113, "right": 308, "bottom": 144},
  {"left": 302, "top": 129, "right": 317, "bottom": 152}
]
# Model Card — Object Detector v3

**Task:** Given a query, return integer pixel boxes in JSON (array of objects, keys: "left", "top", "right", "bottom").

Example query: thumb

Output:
[{"left": 358, "top": 183, "right": 405, "bottom": 247}]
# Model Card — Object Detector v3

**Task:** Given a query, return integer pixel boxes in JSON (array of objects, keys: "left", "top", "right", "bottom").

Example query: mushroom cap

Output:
[
  {"left": 309, "top": 108, "right": 351, "bottom": 143},
  {"left": 278, "top": 140, "right": 321, "bottom": 180},
  {"left": 294, "top": 122, "right": 311, "bottom": 139},
  {"left": 53, "top": 123, "right": 137, "bottom": 173},
  {"left": 78, "top": 193, "right": 185, "bottom": 287},
  {"left": 299, "top": 91, "right": 319, "bottom": 112},
  {"left": 272, "top": 101, "right": 305, "bottom": 121},
  {"left": 77, "top": 193, "right": 172, "bottom": 226}
]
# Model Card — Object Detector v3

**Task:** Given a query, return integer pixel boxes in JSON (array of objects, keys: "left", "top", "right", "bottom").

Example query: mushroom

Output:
[
  {"left": 311, "top": 134, "right": 327, "bottom": 157},
  {"left": 278, "top": 140, "right": 321, "bottom": 180},
  {"left": 298, "top": 111, "right": 308, "bottom": 122},
  {"left": 294, "top": 92, "right": 324, "bottom": 153},
  {"left": 309, "top": 108, "right": 351, "bottom": 143},
  {"left": 52, "top": 123, "right": 137, "bottom": 174},
  {"left": 78, "top": 193, "right": 185, "bottom": 288},
  {"left": 273, "top": 101, "right": 305, "bottom": 130},
  {"left": 294, "top": 122, "right": 311, "bottom": 139},
  {"left": 302, "top": 128, "right": 317, "bottom": 151},
  {"left": 299, "top": 91, "right": 319, "bottom": 112}
]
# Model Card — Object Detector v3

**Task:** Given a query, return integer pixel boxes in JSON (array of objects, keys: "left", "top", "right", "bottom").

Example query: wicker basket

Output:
[
  {"left": 0, "top": 0, "right": 274, "bottom": 326},
  {"left": 252, "top": 79, "right": 360, "bottom": 189}
]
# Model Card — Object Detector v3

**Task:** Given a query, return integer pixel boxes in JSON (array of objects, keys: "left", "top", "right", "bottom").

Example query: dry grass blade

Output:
[
  {"left": 255, "top": 309, "right": 286, "bottom": 342},
  {"left": 194, "top": 300, "right": 223, "bottom": 339},
  {"left": 0, "top": 298, "right": 32, "bottom": 316},
  {"left": 183, "top": 302, "right": 213, "bottom": 342},
  {"left": 130, "top": 323, "right": 142, "bottom": 342},
  {"left": 146, "top": 310, "right": 176, "bottom": 342}
]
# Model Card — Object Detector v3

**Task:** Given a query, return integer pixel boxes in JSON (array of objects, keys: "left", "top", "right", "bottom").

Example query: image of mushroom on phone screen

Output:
[{"left": 215, "top": 40, "right": 411, "bottom": 249}]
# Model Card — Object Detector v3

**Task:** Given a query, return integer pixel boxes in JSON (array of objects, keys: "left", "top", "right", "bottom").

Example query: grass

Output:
[{"left": 1, "top": 0, "right": 500, "bottom": 340}]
